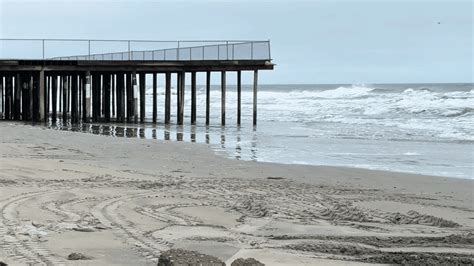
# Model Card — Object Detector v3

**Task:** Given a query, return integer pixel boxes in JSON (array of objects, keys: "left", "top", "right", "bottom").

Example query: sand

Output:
[{"left": 0, "top": 122, "right": 473, "bottom": 265}]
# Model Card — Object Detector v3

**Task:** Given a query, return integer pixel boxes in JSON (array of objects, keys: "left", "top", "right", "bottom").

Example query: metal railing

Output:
[{"left": 0, "top": 38, "right": 271, "bottom": 61}]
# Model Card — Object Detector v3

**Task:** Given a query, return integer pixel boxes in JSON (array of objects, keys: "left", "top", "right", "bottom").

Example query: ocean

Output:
[{"left": 46, "top": 83, "right": 474, "bottom": 179}]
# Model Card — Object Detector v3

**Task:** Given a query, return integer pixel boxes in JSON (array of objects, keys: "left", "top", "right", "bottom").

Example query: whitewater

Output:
[{"left": 51, "top": 83, "right": 474, "bottom": 179}]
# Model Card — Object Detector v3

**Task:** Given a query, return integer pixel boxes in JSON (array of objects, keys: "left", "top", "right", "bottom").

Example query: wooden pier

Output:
[{"left": 0, "top": 39, "right": 273, "bottom": 125}]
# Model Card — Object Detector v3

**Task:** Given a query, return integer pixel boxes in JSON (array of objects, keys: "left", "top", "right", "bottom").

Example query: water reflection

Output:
[{"left": 43, "top": 118, "right": 260, "bottom": 162}]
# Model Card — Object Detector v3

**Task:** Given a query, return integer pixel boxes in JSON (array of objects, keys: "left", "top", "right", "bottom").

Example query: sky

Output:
[{"left": 0, "top": 0, "right": 472, "bottom": 84}]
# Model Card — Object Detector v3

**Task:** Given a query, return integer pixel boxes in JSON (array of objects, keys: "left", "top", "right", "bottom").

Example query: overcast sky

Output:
[{"left": 0, "top": 0, "right": 472, "bottom": 84}]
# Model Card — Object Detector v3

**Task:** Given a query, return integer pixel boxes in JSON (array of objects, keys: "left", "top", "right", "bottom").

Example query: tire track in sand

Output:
[{"left": 0, "top": 190, "right": 66, "bottom": 265}]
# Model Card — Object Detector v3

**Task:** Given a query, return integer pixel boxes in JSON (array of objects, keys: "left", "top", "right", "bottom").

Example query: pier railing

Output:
[{"left": 0, "top": 39, "right": 271, "bottom": 61}]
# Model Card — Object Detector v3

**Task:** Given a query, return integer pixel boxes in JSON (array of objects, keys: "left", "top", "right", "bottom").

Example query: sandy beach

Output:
[{"left": 0, "top": 122, "right": 472, "bottom": 265}]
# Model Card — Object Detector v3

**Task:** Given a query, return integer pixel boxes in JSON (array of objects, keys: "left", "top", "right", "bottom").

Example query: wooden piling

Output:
[
  {"left": 84, "top": 71, "right": 91, "bottom": 123},
  {"left": 253, "top": 70, "right": 258, "bottom": 126},
  {"left": 104, "top": 74, "right": 111, "bottom": 122},
  {"left": 126, "top": 73, "right": 132, "bottom": 123},
  {"left": 132, "top": 71, "right": 138, "bottom": 123},
  {"left": 165, "top": 72, "right": 171, "bottom": 124},
  {"left": 39, "top": 71, "right": 45, "bottom": 122},
  {"left": 71, "top": 74, "right": 78, "bottom": 123},
  {"left": 21, "top": 73, "right": 29, "bottom": 120},
  {"left": 177, "top": 72, "right": 181, "bottom": 125},
  {"left": 206, "top": 71, "right": 210, "bottom": 125},
  {"left": 191, "top": 71, "right": 196, "bottom": 124},
  {"left": 139, "top": 72, "right": 145, "bottom": 123},
  {"left": 32, "top": 72, "right": 40, "bottom": 122},
  {"left": 5, "top": 75, "right": 13, "bottom": 120},
  {"left": 152, "top": 73, "right": 157, "bottom": 123},
  {"left": 52, "top": 75, "right": 58, "bottom": 122},
  {"left": 0, "top": 75, "right": 3, "bottom": 118},
  {"left": 178, "top": 71, "right": 185, "bottom": 125},
  {"left": 62, "top": 75, "right": 68, "bottom": 121},
  {"left": 237, "top": 70, "right": 242, "bottom": 125},
  {"left": 221, "top": 71, "right": 226, "bottom": 125},
  {"left": 111, "top": 74, "right": 115, "bottom": 118},
  {"left": 116, "top": 73, "right": 124, "bottom": 123},
  {"left": 14, "top": 73, "right": 21, "bottom": 120}
]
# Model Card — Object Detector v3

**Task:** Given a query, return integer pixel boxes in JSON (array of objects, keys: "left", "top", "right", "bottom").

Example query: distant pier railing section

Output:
[
  {"left": 0, "top": 38, "right": 273, "bottom": 126},
  {"left": 0, "top": 39, "right": 271, "bottom": 61}
]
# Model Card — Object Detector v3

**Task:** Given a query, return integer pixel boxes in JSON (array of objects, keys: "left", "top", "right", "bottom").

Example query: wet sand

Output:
[{"left": 0, "top": 122, "right": 473, "bottom": 265}]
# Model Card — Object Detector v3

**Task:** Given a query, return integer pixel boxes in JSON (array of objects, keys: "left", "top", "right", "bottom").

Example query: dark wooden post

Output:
[
  {"left": 253, "top": 70, "right": 258, "bottom": 126},
  {"left": 191, "top": 71, "right": 196, "bottom": 124},
  {"left": 221, "top": 71, "right": 226, "bottom": 125},
  {"left": 152, "top": 73, "right": 157, "bottom": 123},
  {"left": 104, "top": 74, "right": 111, "bottom": 122},
  {"left": 59, "top": 76, "right": 62, "bottom": 113},
  {"left": 92, "top": 73, "right": 98, "bottom": 122},
  {"left": 139, "top": 72, "right": 145, "bottom": 123},
  {"left": 165, "top": 72, "right": 171, "bottom": 124},
  {"left": 132, "top": 71, "right": 138, "bottom": 123},
  {"left": 14, "top": 73, "right": 21, "bottom": 120},
  {"left": 111, "top": 74, "right": 115, "bottom": 118},
  {"left": 32, "top": 72, "right": 40, "bottom": 122},
  {"left": 71, "top": 74, "right": 78, "bottom": 123},
  {"left": 39, "top": 71, "right": 45, "bottom": 122},
  {"left": 84, "top": 71, "right": 91, "bottom": 123},
  {"left": 67, "top": 76, "right": 71, "bottom": 114},
  {"left": 0, "top": 74, "right": 3, "bottom": 118},
  {"left": 21, "top": 73, "right": 29, "bottom": 120},
  {"left": 126, "top": 73, "right": 132, "bottom": 123},
  {"left": 52, "top": 75, "right": 58, "bottom": 122},
  {"left": 116, "top": 73, "right": 124, "bottom": 123},
  {"left": 5, "top": 75, "right": 12, "bottom": 120},
  {"left": 62, "top": 75, "right": 68, "bottom": 122},
  {"left": 206, "top": 71, "right": 210, "bottom": 125},
  {"left": 237, "top": 70, "right": 242, "bottom": 125},
  {"left": 177, "top": 72, "right": 181, "bottom": 125},
  {"left": 44, "top": 74, "right": 51, "bottom": 120},
  {"left": 178, "top": 71, "right": 185, "bottom": 125}
]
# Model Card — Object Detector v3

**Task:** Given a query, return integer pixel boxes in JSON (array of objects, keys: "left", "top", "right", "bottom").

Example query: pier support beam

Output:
[
  {"left": 62, "top": 75, "right": 68, "bottom": 122},
  {"left": 14, "top": 74, "right": 21, "bottom": 120},
  {"left": 237, "top": 70, "right": 241, "bottom": 125},
  {"left": 253, "top": 70, "right": 258, "bottom": 126},
  {"left": 178, "top": 71, "right": 185, "bottom": 125},
  {"left": 116, "top": 73, "right": 124, "bottom": 123},
  {"left": 132, "top": 71, "right": 138, "bottom": 123},
  {"left": 52, "top": 75, "right": 58, "bottom": 122},
  {"left": 5, "top": 75, "right": 12, "bottom": 120},
  {"left": 165, "top": 72, "right": 171, "bottom": 124},
  {"left": 152, "top": 73, "right": 157, "bottom": 123},
  {"left": 111, "top": 74, "right": 115, "bottom": 118},
  {"left": 104, "top": 74, "right": 111, "bottom": 122},
  {"left": 139, "top": 72, "right": 145, "bottom": 123},
  {"left": 221, "top": 71, "right": 226, "bottom": 125},
  {"left": 0, "top": 75, "right": 3, "bottom": 118},
  {"left": 191, "top": 71, "right": 196, "bottom": 124},
  {"left": 206, "top": 71, "right": 210, "bottom": 125},
  {"left": 126, "top": 73, "right": 132, "bottom": 123},
  {"left": 39, "top": 71, "right": 45, "bottom": 122},
  {"left": 21, "top": 74, "right": 29, "bottom": 120},
  {"left": 71, "top": 74, "right": 78, "bottom": 123},
  {"left": 84, "top": 71, "right": 91, "bottom": 123}
]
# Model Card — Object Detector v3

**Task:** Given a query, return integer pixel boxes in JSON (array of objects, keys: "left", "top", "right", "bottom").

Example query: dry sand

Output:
[{"left": 0, "top": 122, "right": 473, "bottom": 265}]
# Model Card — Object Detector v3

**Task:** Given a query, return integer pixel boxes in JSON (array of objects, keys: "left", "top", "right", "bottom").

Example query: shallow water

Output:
[{"left": 41, "top": 83, "right": 473, "bottom": 179}]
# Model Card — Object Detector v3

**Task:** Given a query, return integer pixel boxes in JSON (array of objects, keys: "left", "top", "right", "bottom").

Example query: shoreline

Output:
[
  {"left": 1, "top": 122, "right": 473, "bottom": 265},
  {"left": 35, "top": 120, "right": 474, "bottom": 180}
]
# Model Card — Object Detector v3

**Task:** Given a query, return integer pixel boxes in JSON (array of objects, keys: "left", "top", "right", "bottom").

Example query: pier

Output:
[{"left": 0, "top": 39, "right": 273, "bottom": 125}]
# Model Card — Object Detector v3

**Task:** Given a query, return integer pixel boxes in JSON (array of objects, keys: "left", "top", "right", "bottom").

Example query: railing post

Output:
[
  {"left": 88, "top": 40, "right": 91, "bottom": 60},
  {"left": 251, "top": 42, "right": 254, "bottom": 60},
  {"left": 268, "top": 40, "right": 271, "bottom": 60},
  {"left": 226, "top": 41, "right": 229, "bottom": 60},
  {"left": 42, "top": 39, "right": 45, "bottom": 59},
  {"left": 128, "top": 40, "right": 131, "bottom": 60},
  {"left": 177, "top": 41, "right": 180, "bottom": 60}
]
